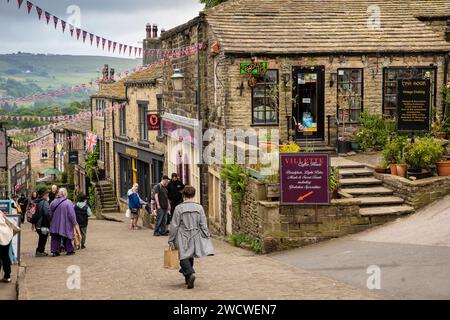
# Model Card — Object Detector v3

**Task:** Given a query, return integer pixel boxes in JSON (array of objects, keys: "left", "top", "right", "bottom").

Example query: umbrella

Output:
[{"left": 42, "top": 168, "right": 63, "bottom": 175}]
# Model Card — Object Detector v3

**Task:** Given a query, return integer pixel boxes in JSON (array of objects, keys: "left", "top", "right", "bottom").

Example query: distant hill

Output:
[{"left": 0, "top": 53, "right": 141, "bottom": 98}]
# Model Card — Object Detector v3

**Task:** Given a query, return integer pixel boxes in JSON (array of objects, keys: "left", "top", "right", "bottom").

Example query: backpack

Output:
[{"left": 26, "top": 202, "right": 37, "bottom": 223}]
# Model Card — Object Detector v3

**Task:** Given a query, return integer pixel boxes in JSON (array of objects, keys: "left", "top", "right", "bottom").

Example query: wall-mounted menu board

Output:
[{"left": 397, "top": 79, "right": 431, "bottom": 132}]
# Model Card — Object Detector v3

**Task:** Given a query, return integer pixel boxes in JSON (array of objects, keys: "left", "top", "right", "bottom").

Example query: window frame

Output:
[
  {"left": 138, "top": 102, "right": 149, "bottom": 141},
  {"left": 382, "top": 66, "right": 437, "bottom": 118},
  {"left": 336, "top": 68, "right": 364, "bottom": 124},
  {"left": 40, "top": 148, "right": 49, "bottom": 160},
  {"left": 251, "top": 69, "right": 279, "bottom": 126},
  {"left": 119, "top": 105, "right": 126, "bottom": 136}
]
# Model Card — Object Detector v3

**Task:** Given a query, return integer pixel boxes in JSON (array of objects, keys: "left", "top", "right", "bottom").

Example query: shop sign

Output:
[
  {"left": 397, "top": 79, "right": 431, "bottom": 132},
  {"left": 125, "top": 147, "right": 138, "bottom": 158},
  {"left": 280, "top": 153, "right": 330, "bottom": 205},
  {"left": 147, "top": 113, "right": 161, "bottom": 131},
  {"left": 240, "top": 62, "right": 267, "bottom": 75},
  {"left": 69, "top": 151, "right": 79, "bottom": 165}
]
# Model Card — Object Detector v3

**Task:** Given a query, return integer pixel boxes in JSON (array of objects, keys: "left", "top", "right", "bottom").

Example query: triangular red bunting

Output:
[
  {"left": 108, "top": 40, "right": 112, "bottom": 51},
  {"left": 96, "top": 36, "right": 101, "bottom": 48},
  {"left": 76, "top": 29, "right": 81, "bottom": 40},
  {"left": 134, "top": 47, "right": 137, "bottom": 56},
  {"left": 102, "top": 38, "right": 106, "bottom": 50},
  {"left": 45, "top": 11, "right": 51, "bottom": 24},
  {"left": 89, "top": 33, "right": 94, "bottom": 45},
  {"left": 119, "top": 44, "right": 123, "bottom": 54},
  {"left": 53, "top": 16, "right": 58, "bottom": 29},
  {"left": 26, "top": 1, "right": 32, "bottom": 14},
  {"left": 139, "top": 48, "right": 142, "bottom": 56},
  {"left": 61, "top": 20, "right": 66, "bottom": 33},
  {"left": 36, "top": 6, "right": 42, "bottom": 20},
  {"left": 113, "top": 42, "right": 117, "bottom": 53},
  {"left": 123, "top": 45, "right": 128, "bottom": 55},
  {"left": 69, "top": 25, "right": 74, "bottom": 37},
  {"left": 129, "top": 46, "right": 132, "bottom": 56},
  {"left": 17, "top": 0, "right": 24, "bottom": 9},
  {"left": 82, "top": 31, "right": 87, "bottom": 43}
]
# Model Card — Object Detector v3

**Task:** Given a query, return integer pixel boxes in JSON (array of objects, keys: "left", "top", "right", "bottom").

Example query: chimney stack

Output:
[
  {"left": 146, "top": 23, "right": 152, "bottom": 39},
  {"left": 153, "top": 24, "right": 158, "bottom": 38}
]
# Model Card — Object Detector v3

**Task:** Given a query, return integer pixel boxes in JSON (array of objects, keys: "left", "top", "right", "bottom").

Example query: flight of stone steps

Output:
[{"left": 337, "top": 162, "right": 415, "bottom": 217}]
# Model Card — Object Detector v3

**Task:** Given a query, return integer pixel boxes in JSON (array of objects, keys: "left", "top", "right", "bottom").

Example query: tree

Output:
[{"left": 199, "top": 0, "right": 227, "bottom": 8}]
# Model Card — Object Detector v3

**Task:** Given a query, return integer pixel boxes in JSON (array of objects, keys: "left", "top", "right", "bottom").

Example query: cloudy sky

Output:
[{"left": 0, "top": 0, "right": 204, "bottom": 58}]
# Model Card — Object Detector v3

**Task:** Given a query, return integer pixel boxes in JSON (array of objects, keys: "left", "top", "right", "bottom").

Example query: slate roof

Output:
[
  {"left": 8, "top": 148, "right": 27, "bottom": 169},
  {"left": 124, "top": 65, "right": 164, "bottom": 86},
  {"left": 204, "top": 0, "right": 450, "bottom": 54},
  {"left": 91, "top": 80, "right": 126, "bottom": 100}
]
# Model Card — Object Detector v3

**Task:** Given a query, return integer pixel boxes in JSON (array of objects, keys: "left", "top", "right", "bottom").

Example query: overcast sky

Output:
[{"left": 0, "top": 0, "right": 204, "bottom": 58}]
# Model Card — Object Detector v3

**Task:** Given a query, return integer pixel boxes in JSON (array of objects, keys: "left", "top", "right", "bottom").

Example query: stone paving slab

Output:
[{"left": 19, "top": 220, "right": 378, "bottom": 300}]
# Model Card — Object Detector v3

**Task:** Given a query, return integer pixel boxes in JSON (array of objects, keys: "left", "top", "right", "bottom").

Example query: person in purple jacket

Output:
[{"left": 49, "top": 188, "right": 81, "bottom": 257}]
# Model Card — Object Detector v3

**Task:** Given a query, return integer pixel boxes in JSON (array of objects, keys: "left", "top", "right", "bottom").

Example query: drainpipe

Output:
[
  {"left": 197, "top": 22, "right": 204, "bottom": 206},
  {"left": 90, "top": 97, "right": 94, "bottom": 131},
  {"left": 112, "top": 100, "right": 117, "bottom": 198},
  {"left": 444, "top": 53, "right": 449, "bottom": 118}
]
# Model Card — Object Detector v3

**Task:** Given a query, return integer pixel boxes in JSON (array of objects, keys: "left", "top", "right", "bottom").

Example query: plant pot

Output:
[
  {"left": 436, "top": 160, "right": 450, "bottom": 176},
  {"left": 266, "top": 183, "right": 280, "bottom": 198},
  {"left": 435, "top": 132, "right": 447, "bottom": 140},
  {"left": 389, "top": 163, "right": 398, "bottom": 176},
  {"left": 375, "top": 167, "right": 387, "bottom": 174},
  {"left": 351, "top": 142, "right": 360, "bottom": 151},
  {"left": 407, "top": 168, "right": 432, "bottom": 180},
  {"left": 337, "top": 140, "right": 352, "bottom": 154},
  {"left": 396, "top": 164, "right": 408, "bottom": 178}
]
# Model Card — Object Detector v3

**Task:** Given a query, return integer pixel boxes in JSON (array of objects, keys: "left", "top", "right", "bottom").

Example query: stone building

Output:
[
  {"left": 28, "top": 130, "right": 54, "bottom": 188},
  {"left": 8, "top": 148, "right": 29, "bottom": 196},
  {"left": 154, "top": 0, "right": 450, "bottom": 239}
]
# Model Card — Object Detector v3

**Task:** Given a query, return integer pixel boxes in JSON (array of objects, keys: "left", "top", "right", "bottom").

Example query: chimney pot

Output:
[
  {"left": 153, "top": 24, "right": 158, "bottom": 38},
  {"left": 146, "top": 23, "right": 152, "bottom": 39}
]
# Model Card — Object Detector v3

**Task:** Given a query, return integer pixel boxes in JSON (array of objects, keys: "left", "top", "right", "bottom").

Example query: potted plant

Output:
[
  {"left": 436, "top": 156, "right": 450, "bottom": 176},
  {"left": 382, "top": 136, "right": 407, "bottom": 176},
  {"left": 263, "top": 174, "right": 280, "bottom": 199},
  {"left": 337, "top": 136, "right": 352, "bottom": 154},
  {"left": 330, "top": 167, "right": 340, "bottom": 199},
  {"left": 404, "top": 137, "right": 445, "bottom": 179},
  {"left": 432, "top": 114, "right": 447, "bottom": 140},
  {"left": 374, "top": 161, "right": 388, "bottom": 174}
]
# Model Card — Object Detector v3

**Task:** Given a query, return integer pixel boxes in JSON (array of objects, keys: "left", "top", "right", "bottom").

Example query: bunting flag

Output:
[
  {"left": 113, "top": 42, "right": 117, "bottom": 53},
  {"left": 61, "top": 20, "right": 66, "bottom": 33},
  {"left": 96, "top": 36, "right": 101, "bottom": 48},
  {"left": 108, "top": 40, "right": 112, "bottom": 51},
  {"left": 119, "top": 43, "right": 123, "bottom": 54},
  {"left": 35, "top": 6, "right": 42, "bottom": 19},
  {"left": 129, "top": 46, "right": 132, "bottom": 56},
  {"left": 76, "top": 28, "right": 81, "bottom": 40},
  {"left": 69, "top": 25, "right": 75, "bottom": 37},
  {"left": 17, "top": 0, "right": 23, "bottom": 9},
  {"left": 102, "top": 38, "right": 106, "bottom": 50},
  {"left": 53, "top": 16, "right": 58, "bottom": 29},
  {"left": 45, "top": 11, "right": 50, "bottom": 24},
  {"left": 82, "top": 31, "right": 87, "bottom": 43},
  {"left": 89, "top": 33, "right": 94, "bottom": 45},
  {"left": 123, "top": 45, "right": 128, "bottom": 55},
  {"left": 26, "top": 1, "right": 32, "bottom": 13}
]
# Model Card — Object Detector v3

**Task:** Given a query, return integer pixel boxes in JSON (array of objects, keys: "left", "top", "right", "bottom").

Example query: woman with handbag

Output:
[
  {"left": 0, "top": 210, "right": 19, "bottom": 283},
  {"left": 168, "top": 186, "right": 215, "bottom": 289},
  {"left": 127, "top": 184, "right": 146, "bottom": 230}
]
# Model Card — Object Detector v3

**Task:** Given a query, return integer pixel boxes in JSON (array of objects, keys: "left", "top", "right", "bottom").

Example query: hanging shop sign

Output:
[
  {"left": 147, "top": 113, "right": 161, "bottom": 131},
  {"left": 397, "top": 79, "right": 431, "bottom": 132},
  {"left": 69, "top": 151, "right": 79, "bottom": 165},
  {"left": 240, "top": 62, "right": 267, "bottom": 75},
  {"left": 280, "top": 153, "right": 330, "bottom": 205}
]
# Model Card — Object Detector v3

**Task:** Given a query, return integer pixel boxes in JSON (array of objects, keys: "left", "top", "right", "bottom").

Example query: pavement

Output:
[
  {"left": 0, "top": 266, "right": 17, "bottom": 300},
  {"left": 17, "top": 218, "right": 377, "bottom": 300},
  {"left": 270, "top": 194, "right": 450, "bottom": 300}
]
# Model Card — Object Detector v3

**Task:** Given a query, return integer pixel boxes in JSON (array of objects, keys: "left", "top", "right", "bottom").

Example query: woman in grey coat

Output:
[{"left": 168, "top": 185, "right": 214, "bottom": 289}]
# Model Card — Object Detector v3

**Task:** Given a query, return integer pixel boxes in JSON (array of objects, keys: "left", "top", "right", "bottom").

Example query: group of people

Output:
[{"left": 127, "top": 173, "right": 214, "bottom": 289}]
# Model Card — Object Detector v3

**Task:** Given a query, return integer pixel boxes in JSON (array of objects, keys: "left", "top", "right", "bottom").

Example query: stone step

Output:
[
  {"left": 358, "top": 196, "right": 405, "bottom": 206},
  {"left": 342, "top": 187, "right": 394, "bottom": 196},
  {"left": 339, "top": 168, "right": 374, "bottom": 178},
  {"left": 360, "top": 205, "right": 415, "bottom": 216},
  {"left": 340, "top": 177, "right": 382, "bottom": 186}
]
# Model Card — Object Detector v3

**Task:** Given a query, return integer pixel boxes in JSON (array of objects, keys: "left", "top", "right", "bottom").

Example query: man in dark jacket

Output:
[
  {"left": 18, "top": 194, "right": 28, "bottom": 224},
  {"left": 31, "top": 188, "right": 51, "bottom": 257},
  {"left": 74, "top": 194, "right": 92, "bottom": 249},
  {"left": 167, "top": 173, "right": 185, "bottom": 226}
]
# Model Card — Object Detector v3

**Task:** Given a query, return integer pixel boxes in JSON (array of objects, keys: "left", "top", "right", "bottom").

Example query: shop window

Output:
[
  {"left": 41, "top": 149, "right": 49, "bottom": 160},
  {"left": 120, "top": 105, "right": 126, "bottom": 136},
  {"left": 139, "top": 103, "right": 148, "bottom": 141},
  {"left": 251, "top": 70, "right": 279, "bottom": 125},
  {"left": 337, "top": 69, "right": 363, "bottom": 123},
  {"left": 383, "top": 67, "right": 436, "bottom": 118}
]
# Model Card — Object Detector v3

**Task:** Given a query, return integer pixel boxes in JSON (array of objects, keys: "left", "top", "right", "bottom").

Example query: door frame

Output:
[{"left": 292, "top": 66, "right": 326, "bottom": 141}]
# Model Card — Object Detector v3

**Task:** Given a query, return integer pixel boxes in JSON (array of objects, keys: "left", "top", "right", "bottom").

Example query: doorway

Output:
[{"left": 292, "top": 66, "right": 325, "bottom": 141}]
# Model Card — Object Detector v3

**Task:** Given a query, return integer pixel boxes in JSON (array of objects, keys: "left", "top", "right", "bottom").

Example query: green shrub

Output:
[
  {"left": 382, "top": 136, "right": 408, "bottom": 166},
  {"left": 330, "top": 167, "right": 340, "bottom": 193},
  {"left": 356, "top": 112, "right": 393, "bottom": 151},
  {"left": 228, "top": 233, "right": 262, "bottom": 254},
  {"left": 220, "top": 160, "right": 249, "bottom": 218},
  {"left": 404, "top": 137, "right": 445, "bottom": 170}
]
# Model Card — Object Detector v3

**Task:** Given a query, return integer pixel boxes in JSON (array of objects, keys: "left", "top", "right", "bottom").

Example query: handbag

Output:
[
  {"left": 125, "top": 209, "right": 131, "bottom": 218},
  {"left": 5, "top": 216, "right": 21, "bottom": 236},
  {"left": 164, "top": 247, "right": 179, "bottom": 270}
]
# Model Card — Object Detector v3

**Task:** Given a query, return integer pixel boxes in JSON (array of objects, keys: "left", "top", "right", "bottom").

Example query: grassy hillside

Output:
[{"left": 0, "top": 53, "right": 141, "bottom": 97}]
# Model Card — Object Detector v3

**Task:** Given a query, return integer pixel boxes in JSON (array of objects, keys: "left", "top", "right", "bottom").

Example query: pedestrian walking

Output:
[
  {"left": 49, "top": 185, "right": 58, "bottom": 204},
  {"left": 30, "top": 191, "right": 38, "bottom": 202},
  {"left": 18, "top": 194, "right": 28, "bottom": 224},
  {"left": 49, "top": 188, "right": 81, "bottom": 256},
  {"left": 30, "top": 188, "right": 51, "bottom": 257},
  {"left": 74, "top": 194, "right": 92, "bottom": 249},
  {"left": 153, "top": 176, "right": 170, "bottom": 236},
  {"left": 168, "top": 186, "right": 214, "bottom": 289},
  {"left": 127, "top": 184, "right": 146, "bottom": 230},
  {"left": 167, "top": 173, "right": 185, "bottom": 227},
  {"left": 0, "top": 211, "right": 14, "bottom": 283}
]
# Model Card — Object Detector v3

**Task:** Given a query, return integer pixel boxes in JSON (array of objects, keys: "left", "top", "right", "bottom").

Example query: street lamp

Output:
[{"left": 171, "top": 68, "right": 184, "bottom": 91}]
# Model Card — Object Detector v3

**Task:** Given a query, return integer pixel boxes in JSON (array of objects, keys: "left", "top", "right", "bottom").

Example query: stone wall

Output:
[
  {"left": 375, "top": 173, "right": 450, "bottom": 209},
  {"left": 29, "top": 133, "right": 55, "bottom": 189}
]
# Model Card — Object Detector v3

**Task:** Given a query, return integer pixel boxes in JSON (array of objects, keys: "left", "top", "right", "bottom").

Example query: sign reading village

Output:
[
  {"left": 397, "top": 79, "right": 431, "bottom": 132},
  {"left": 280, "top": 153, "right": 330, "bottom": 205}
]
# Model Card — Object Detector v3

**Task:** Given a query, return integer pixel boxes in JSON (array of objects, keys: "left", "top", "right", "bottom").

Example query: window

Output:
[
  {"left": 41, "top": 149, "right": 49, "bottom": 160},
  {"left": 98, "top": 139, "right": 104, "bottom": 162},
  {"left": 252, "top": 70, "right": 279, "bottom": 125},
  {"left": 139, "top": 103, "right": 148, "bottom": 141},
  {"left": 96, "top": 99, "right": 106, "bottom": 114},
  {"left": 383, "top": 67, "right": 436, "bottom": 117},
  {"left": 337, "top": 69, "right": 363, "bottom": 123},
  {"left": 119, "top": 105, "right": 126, "bottom": 136}
]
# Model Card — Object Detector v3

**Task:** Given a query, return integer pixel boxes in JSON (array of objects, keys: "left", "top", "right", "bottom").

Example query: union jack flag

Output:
[{"left": 85, "top": 132, "right": 98, "bottom": 153}]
